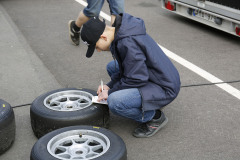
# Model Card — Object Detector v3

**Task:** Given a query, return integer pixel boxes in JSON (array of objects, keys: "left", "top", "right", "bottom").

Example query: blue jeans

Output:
[
  {"left": 84, "top": 0, "right": 124, "bottom": 17},
  {"left": 106, "top": 60, "right": 155, "bottom": 123}
]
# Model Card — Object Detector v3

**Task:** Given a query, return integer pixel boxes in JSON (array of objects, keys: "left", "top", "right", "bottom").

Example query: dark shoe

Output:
[
  {"left": 132, "top": 111, "right": 168, "bottom": 138},
  {"left": 68, "top": 20, "right": 80, "bottom": 45}
]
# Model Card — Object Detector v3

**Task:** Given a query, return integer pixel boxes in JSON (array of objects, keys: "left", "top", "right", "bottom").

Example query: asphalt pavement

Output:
[
  {"left": 0, "top": 3, "right": 61, "bottom": 160},
  {"left": 0, "top": 0, "right": 240, "bottom": 160}
]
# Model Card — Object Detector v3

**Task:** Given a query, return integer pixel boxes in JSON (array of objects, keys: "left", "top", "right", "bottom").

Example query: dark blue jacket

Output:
[{"left": 107, "top": 13, "right": 181, "bottom": 111}]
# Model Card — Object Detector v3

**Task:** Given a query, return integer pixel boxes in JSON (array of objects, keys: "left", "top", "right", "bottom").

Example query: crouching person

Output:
[{"left": 80, "top": 13, "right": 181, "bottom": 138}]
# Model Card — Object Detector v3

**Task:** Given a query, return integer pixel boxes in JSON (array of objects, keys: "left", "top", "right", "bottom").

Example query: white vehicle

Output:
[{"left": 161, "top": 0, "right": 240, "bottom": 37}]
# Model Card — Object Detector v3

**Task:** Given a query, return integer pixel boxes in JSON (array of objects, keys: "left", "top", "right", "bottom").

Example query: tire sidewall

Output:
[
  {"left": 0, "top": 99, "right": 16, "bottom": 155},
  {"left": 31, "top": 88, "right": 106, "bottom": 119},
  {"left": 30, "top": 88, "right": 109, "bottom": 138},
  {"left": 31, "top": 126, "right": 127, "bottom": 160},
  {"left": 0, "top": 99, "right": 12, "bottom": 125}
]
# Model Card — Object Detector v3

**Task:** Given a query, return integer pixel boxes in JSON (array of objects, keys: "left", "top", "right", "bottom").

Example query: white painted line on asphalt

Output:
[
  {"left": 75, "top": 0, "right": 240, "bottom": 100},
  {"left": 75, "top": 0, "right": 87, "bottom": 6},
  {"left": 160, "top": 46, "right": 240, "bottom": 100}
]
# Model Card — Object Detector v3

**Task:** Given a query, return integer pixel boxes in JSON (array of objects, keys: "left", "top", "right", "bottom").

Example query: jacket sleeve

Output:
[
  {"left": 106, "top": 72, "right": 121, "bottom": 89},
  {"left": 108, "top": 37, "right": 149, "bottom": 95}
]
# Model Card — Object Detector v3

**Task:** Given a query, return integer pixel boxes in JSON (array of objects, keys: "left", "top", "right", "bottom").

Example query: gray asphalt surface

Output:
[{"left": 0, "top": 0, "right": 240, "bottom": 160}]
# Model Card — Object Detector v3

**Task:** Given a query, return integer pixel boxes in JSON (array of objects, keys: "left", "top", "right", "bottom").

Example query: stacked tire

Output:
[
  {"left": 30, "top": 88, "right": 110, "bottom": 138},
  {"left": 0, "top": 99, "right": 16, "bottom": 155},
  {"left": 30, "top": 126, "right": 127, "bottom": 160},
  {"left": 30, "top": 88, "right": 127, "bottom": 160}
]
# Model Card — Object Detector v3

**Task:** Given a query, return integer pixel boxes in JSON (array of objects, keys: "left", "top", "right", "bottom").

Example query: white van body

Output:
[{"left": 161, "top": 0, "right": 240, "bottom": 37}]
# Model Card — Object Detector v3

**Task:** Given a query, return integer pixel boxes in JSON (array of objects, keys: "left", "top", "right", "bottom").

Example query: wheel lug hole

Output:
[{"left": 76, "top": 151, "right": 83, "bottom": 155}]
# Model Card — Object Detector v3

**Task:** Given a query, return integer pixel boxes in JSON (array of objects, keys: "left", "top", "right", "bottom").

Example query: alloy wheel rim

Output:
[
  {"left": 43, "top": 90, "right": 93, "bottom": 111},
  {"left": 47, "top": 129, "right": 110, "bottom": 160}
]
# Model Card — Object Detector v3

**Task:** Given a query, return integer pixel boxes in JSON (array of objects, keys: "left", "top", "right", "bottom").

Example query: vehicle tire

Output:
[
  {"left": 30, "top": 125, "right": 127, "bottom": 160},
  {"left": 0, "top": 99, "right": 16, "bottom": 155},
  {"left": 30, "top": 88, "right": 110, "bottom": 138}
]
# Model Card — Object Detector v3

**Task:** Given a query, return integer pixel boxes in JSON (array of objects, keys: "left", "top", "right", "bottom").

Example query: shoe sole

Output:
[
  {"left": 68, "top": 20, "right": 79, "bottom": 46},
  {"left": 133, "top": 117, "right": 168, "bottom": 138}
]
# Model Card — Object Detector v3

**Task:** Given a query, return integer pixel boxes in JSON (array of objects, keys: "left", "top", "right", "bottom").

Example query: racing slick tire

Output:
[
  {"left": 30, "top": 125, "right": 127, "bottom": 160},
  {"left": 0, "top": 99, "right": 16, "bottom": 155},
  {"left": 30, "top": 88, "right": 110, "bottom": 138}
]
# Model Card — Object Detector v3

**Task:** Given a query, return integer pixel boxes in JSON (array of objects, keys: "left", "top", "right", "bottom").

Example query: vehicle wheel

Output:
[
  {"left": 30, "top": 88, "right": 110, "bottom": 138},
  {"left": 0, "top": 99, "right": 16, "bottom": 155},
  {"left": 30, "top": 125, "right": 127, "bottom": 160}
]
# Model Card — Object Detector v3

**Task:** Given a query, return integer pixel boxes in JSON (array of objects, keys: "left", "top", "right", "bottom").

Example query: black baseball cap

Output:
[{"left": 81, "top": 17, "right": 106, "bottom": 58}]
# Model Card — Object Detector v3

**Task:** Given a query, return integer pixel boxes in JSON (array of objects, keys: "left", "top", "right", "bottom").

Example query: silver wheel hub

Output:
[
  {"left": 44, "top": 90, "right": 93, "bottom": 111},
  {"left": 47, "top": 129, "right": 110, "bottom": 160}
]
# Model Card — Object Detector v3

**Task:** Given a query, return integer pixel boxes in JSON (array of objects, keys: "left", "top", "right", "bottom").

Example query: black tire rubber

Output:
[
  {"left": 0, "top": 99, "right": 16, "bottom": 155},
  {"left": 30, "top": 88, "right": 110, "bottom": 138},
  {"left": 30, "top": 125, "right": 127, "bottom": 160}
]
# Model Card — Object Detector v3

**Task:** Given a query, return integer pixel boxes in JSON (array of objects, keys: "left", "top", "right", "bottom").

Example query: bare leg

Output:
[
  {"left": 75, "top": 10, "right": 90, "bottom": 28},
  {"left": 111, "top": 15, "right": 116, "bottom": 25}
]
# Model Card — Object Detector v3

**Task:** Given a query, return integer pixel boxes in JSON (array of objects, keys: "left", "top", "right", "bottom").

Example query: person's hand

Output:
[
  {"left": 97, "top": 89, "right": 108, "bottom": 102},
  {"left": 97, "top": 84, "right": 110, "bottom": 95}
]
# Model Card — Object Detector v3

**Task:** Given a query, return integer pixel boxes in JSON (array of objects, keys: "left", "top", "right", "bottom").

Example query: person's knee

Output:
[
  {"left": 106, "top": 61, "right": 117, "bottom": 76},
  {"left": 106, "top": 61, "right": 115, "bottom": 70}
]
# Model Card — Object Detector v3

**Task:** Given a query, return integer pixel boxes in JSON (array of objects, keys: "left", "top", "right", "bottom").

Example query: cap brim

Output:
[{"left": 86, "top": 44, "right": 96, "bottom": 58}]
